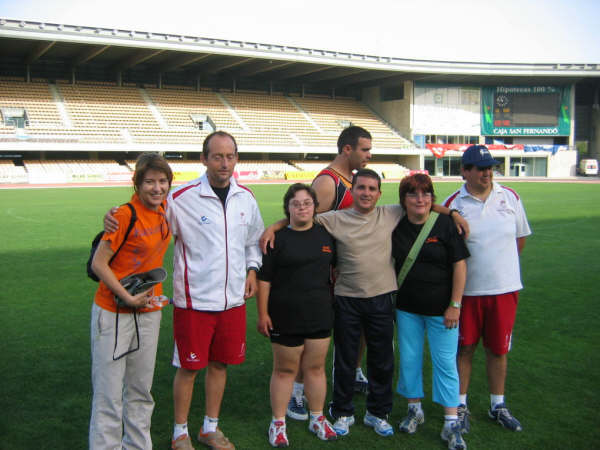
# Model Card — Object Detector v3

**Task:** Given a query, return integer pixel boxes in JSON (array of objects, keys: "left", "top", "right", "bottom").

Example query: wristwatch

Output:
[
  {"left": 450, "top": 301, "right": 462, "bottom": 309},
  {"left": 450, "top": 209, "right": 460, "bottom": 217},
  {"left": 247, "top": 267, "right": 259, "bottom": 274}
]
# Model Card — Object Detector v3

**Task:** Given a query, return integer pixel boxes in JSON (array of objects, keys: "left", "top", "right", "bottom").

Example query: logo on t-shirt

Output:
[
  {"left": 425, "top": 237, "right": 439, "bottom": 244},
  {"left": 496, "top": 199, "right": 514, "bottom": 216},
  {"left": 321, "top": 245, "right": 332, "bottom": 253}
]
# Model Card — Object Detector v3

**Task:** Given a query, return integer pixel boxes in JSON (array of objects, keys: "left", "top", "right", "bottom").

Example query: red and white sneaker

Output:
[
  {"left": 309, "top": 415, "right": 337, "bottom": 441},
  {"left": 268, "top": 420, "right": 289, "bottom": 448}
]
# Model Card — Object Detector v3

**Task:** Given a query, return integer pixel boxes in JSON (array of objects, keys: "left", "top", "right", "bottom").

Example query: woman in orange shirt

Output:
[{"left": 89, "top": 153, "right": 172, "bottom": 450}]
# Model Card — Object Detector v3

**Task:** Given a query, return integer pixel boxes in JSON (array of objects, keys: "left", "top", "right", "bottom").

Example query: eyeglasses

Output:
[
  {"left": 290, "top": 200, "right": 314, "bottom": 209},
  {"left": 406, "top": 192, "right": 432, "bottom": 199}
]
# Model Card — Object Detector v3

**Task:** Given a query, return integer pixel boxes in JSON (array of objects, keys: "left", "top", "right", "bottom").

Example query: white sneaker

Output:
[
  {"left": 398, "top": 407, "right": 425, "bottom": 434},
  {"left": 308, "top": 415, "right": 337, "bottom": 441},
  {"left": 363, "top": 410, "right": 394, "bottom": 437},
  {"left": 331, "top": 415, "right": 355, "bottom": 436},
  {"left": 268, "top": 420, "right": 289, "bottom": 448},
  {"left": 441, "top": 422, "right": 467, "bottom": 450}
]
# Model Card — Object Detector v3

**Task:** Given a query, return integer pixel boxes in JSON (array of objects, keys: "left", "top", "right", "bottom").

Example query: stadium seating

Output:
[
  {"left": 366, "top": 162, "right": 410, "bottom": 179},
  {"left": 0, "top": 80, "right": 416, "bottom": 183},
  {"left": 0, "top": 81, "right": 413, "bottom": 148},
  {"left": 0, "top": 160, "right": 27, "bottom": 183}
]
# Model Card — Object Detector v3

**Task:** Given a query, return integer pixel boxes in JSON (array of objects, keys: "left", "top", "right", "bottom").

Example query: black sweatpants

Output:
[{"left": 331, "top": 292, "right": 395, "bottom": 419}]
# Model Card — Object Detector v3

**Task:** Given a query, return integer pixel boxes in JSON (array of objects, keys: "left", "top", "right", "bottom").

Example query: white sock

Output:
[
  {"left": 292, "top": 382, "right": 304, "bottom": 399},
  {"left": 444, "top": 415, "right": 459, "bottom": 428},
  {"left": 459, "top": 394, "right": 467, "bottom": 406},
  {"left": 355, "top": 367, "right": 366, "bottom": 381},
  {"left": 272, "top": 416, "right": 285, "bottom": 423},
  {"left": 408, "top": 402, "right": 423, "bottom": 415},
  {"left": 173, "top": 423, "right": 188, "bottom": 440},
  {"left": 203, "top": 416, "right": 218, "bottom": 433},
  {"left": 309, "top": 411, "right": 323, "bottom": 421},
  {"left": 490, "top": 394, "right": 504, "bottom": 410}
]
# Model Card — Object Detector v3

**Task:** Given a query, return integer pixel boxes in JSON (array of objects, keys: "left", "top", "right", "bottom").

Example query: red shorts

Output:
[
  {"left": 173, "top": 304, "right": 246, "bottom": 370},
  {"left": 459, "top": 292, "right": 519, "bottom": 355}
]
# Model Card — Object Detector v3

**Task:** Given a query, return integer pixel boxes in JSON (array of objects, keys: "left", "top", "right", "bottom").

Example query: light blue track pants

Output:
[{"left": 396, "top": 310, "right": 459, "bottom": 407}]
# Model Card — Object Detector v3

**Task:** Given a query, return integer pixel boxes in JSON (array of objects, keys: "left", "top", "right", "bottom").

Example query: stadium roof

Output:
[{"left": 1, "top": 18, "right": 599, "bottom": 88}]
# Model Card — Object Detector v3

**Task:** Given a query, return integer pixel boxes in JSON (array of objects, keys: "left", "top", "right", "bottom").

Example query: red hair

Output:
[{"left": 398, "top": 173, "right": 436, "bottom": 210}]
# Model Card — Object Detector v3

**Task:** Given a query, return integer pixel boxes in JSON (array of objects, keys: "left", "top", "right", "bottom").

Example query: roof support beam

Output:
[
  {"left": 297, "top": 67, "right": 367, "bottom": 83},
  {"left": 72, "top": 45, "right": 110, "bottom": 66},
  {"left": 332, "top": 70, "right": 400, "bottom": 87},
  {"left": 201, "top": 57, "right": 254, "bottom": 74},
  {"left": 113, "top": 49, "right": 165, "bottom": 70},
  {"left": 25, "top": 41, "right": 55, "bottom": 64},
  {"left": 157, "top": 53, "right": 211, "bottom": 73},
  {"left": 274, "top": 64, "right": 330, "bottom": 80},
  {"left": 233, "top": 60, "right": 295, "bottom": 77}
]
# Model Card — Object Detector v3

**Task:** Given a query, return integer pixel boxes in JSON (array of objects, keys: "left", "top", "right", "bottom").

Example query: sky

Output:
[{"left": 1, "top": 0, "right": 599, "bottom": 64}]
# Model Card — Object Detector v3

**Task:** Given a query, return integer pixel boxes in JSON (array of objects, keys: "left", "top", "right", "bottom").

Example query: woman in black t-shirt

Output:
[
  {"left": 257, "top": 184, "right": 337, "bottom": 447},
  {"left": 391, "top": 174, "right": 469, "bottom": 450}
]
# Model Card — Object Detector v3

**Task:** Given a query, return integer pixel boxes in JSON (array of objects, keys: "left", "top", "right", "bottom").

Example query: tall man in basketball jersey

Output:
[
  {"left": 286, "top": 126, "right": 372, "bottom": 421},
  {"left": 312, "top": 126, "right": 372, "bottom": 213}
]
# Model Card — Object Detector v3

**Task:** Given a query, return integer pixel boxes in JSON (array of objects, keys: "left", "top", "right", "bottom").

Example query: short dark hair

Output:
[
  {"left": 133, "top": 152, "right": 173, "bottom": 192},
  {"left": 337, "top": 126, "right": 372, "bottom": 154},
  {"left": 202, "top": 131, "right": 238, "bottom": 158},
  {"left": 351, "top": 168, "right": 381, "bottom": 191},
  {"left": 398, "top": 173, "right": 436, "bottom": 210},
  {"left": 283, "top": 183, "right": 319, "bottom": 219}
]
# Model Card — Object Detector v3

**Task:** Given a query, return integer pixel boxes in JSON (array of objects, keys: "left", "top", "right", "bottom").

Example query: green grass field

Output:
[{"left": 1, "top": 181, "right": 599, "bottom": 449}]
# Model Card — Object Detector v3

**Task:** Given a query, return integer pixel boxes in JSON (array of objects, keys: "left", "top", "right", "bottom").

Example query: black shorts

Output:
[{"left": 270, "top": 329, "right": 331, "bottom": 347}]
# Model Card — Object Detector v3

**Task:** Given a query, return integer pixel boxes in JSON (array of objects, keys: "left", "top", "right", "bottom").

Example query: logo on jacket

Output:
[
  {"left": 321, "top": 245, "right": 332, "bottom": 253},
  {"left": 199, "top": 216, "right": 211, "bottom": 225}
]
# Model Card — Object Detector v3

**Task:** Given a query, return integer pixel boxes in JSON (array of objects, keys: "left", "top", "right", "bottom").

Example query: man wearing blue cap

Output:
[{"left": 444, "top": 145, "right": 531, "bottom": 434}]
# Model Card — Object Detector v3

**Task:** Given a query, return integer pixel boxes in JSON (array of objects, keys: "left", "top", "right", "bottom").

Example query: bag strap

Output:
[
  {"left": 397, "top": 211, "right": 439, "bottom": 288},
  {"left": 108, "top": 203, "right": 136, "bottom": 266}
]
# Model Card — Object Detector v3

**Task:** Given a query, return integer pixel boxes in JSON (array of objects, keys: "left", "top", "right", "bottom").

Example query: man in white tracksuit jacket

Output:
[{"left": 168, "top": 131, "right": 264, "bottom": 450}]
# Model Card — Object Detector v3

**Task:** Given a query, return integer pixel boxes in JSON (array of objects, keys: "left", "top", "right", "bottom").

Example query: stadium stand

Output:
[
  {"left": 0, "top": 160, "right": 27, "bottom": 183},
  {"left": 1, "top": 81, "right": 412, "bottom": 149},
  {"left": 0, "top": 81, "right": 63, "bottom": 129},
  {"left": 292, "top": 161, "right": 330, "bottom": 172},
  {"left": 293, "top": 95, "right": 412, "bottom": 149},
  {"left": 366, "top": 162, "right": 411, "bottom": 179},
  {"left": 0, "top": 79, "right": 418, "bottom": 183}
]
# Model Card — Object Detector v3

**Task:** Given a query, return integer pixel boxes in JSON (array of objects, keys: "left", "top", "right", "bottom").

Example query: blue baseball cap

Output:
[{"left": 462, "top": 145, "right": 500, "bottom": 167}]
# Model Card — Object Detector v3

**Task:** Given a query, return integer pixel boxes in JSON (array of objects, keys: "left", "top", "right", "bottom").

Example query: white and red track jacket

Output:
[{"left": 167, "top": 174, "right": 264, "bottom": 311}]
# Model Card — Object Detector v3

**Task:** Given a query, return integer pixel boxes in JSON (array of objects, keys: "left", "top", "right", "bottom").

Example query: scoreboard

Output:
[{"left": 482, "top": 86, "right": 571, "bottom": 136}]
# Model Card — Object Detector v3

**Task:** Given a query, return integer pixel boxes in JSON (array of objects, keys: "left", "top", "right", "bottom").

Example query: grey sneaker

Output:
[
  {"left": 441, "top": 422, "right": 467, "bottom": 450},
  {"left": 488, "top": 403, "right": 522, "bottom": 431},
  {"left": 398, "top": 407, "right": 424, "bottom": 434},
  {"left": 457, "top": 403, "right": 470, "bottom": 433}
]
